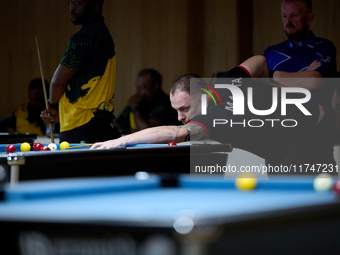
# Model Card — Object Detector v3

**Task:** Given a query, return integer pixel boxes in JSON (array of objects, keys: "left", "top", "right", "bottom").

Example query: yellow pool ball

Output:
[
  {"left": 20, "top": 142, "right": 31, "bottom": 152},
  {"left": 60, "top": 141, "right": 70, "bottom": 150},
  {"left": 235, "top": 173, "right": 257, "bottom": 191}
]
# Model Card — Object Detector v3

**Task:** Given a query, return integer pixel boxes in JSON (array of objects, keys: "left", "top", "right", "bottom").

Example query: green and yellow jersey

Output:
[{"left": 59, "top": 16, "right": 116, "bottom": 132}]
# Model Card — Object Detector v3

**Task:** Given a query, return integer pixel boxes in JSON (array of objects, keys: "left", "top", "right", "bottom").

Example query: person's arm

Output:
[
  {"left": 40, "top": 64, "right": 75, "bottom": 124},
  {"left": 271, "top": 40, "right": 337, "bottom": 90},
  {"left": 238, "top": 55, "right": 269, "bottom": 78},
  {"left": 240, "top": 56, "right": 324, "bottom": 90},
  {"left": 90, "top": 123, "right": 206, "bottom": 149},
  {"left": 49, "top": 64, "right": 75, "bottom": 104},
  {"left": 272, "top": 63, "right": 323, "bottom": 90}
]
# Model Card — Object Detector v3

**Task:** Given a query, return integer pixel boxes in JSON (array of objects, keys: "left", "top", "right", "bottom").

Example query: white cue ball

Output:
[
  {"left": 313, "top": 173, "right": 333, "bottom": 192},
  {"left": 48, "top": 143, "right": 57, "bottom": 151}
]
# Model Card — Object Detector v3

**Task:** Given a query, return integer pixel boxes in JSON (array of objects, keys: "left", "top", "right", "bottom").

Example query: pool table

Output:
[
  {"left": 0, "top": 143, "right": 232, "bottom": 185},
  {"left": 0, "top": 175, "right": 340, "bottom": 254},
  {"left": 0, "top": 142, "right": 88, "bottom": 153}
]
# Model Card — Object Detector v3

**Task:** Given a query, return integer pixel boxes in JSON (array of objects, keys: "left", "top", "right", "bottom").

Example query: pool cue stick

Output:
[
  {"left": 35, "top": 37, "right": 55, "bottom": 144},
  {"left": 64, "top": 144, "right": 94, "bottom": 150}
]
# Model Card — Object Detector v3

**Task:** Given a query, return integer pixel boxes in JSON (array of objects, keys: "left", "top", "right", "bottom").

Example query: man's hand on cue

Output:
[{"left": 41, "top": 108, "right": 59, "bottom": 125}]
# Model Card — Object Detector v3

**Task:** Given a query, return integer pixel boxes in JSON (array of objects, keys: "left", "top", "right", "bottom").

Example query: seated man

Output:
[
  {"left": 0, "top": 78, "right": 56, "bottom": 136},
  {"left": 114, "top": 69, "right": 179, "bottom": 134},
  {"left": 92, "top": 56, "right": 330, "bottom": 169}
]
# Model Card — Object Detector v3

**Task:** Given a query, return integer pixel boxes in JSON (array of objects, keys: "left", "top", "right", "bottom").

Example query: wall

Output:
[
  {"left": 0, "top": 0, "right": 339, "bottom": 121},
  {"left": 0, "top": 0, "right": 240, "bottom": 119}
]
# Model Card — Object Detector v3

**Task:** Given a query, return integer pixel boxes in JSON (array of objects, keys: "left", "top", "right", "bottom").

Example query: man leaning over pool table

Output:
[{"left": 91, "top": 55, "right": 328, "bottom": 167}]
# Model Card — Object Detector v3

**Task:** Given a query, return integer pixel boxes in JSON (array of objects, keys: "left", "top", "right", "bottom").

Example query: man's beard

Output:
[{"left": 285, "top": 24, "right": 309, "bottom": 42}]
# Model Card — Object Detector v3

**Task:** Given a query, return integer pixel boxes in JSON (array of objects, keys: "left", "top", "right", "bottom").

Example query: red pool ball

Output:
[
  {"left": 33, "top": 142, "right": 43, "bottom": 151},
  {"left": 333, "top": 179, "right": 340, "bottom": 194},
  {"left": 5, "top": 144, "right": 16, "bottom": 153},
  {"left": 168, "top": 142, "right": 177, "bottom": 146},
  {"left": 41, "top": 146, "right": 51, "bottom": 151}
]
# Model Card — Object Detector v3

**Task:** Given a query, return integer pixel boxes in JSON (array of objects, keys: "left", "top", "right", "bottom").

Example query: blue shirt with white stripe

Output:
[
  {"left": 264, "top": 31, "right": 337, "bottom": 77},
  {"left": 263, "top": 31, "right": 337, "bottom": 112}
]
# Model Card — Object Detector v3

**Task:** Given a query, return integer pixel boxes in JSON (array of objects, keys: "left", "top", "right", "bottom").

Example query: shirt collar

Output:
[{"left": 286, "top": 31, "right": 315, "bottom": 48}]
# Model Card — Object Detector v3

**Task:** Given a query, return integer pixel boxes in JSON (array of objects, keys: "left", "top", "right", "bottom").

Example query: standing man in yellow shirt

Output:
[{"left": 41, "top": 0, "right": 120, "bottom": 143}]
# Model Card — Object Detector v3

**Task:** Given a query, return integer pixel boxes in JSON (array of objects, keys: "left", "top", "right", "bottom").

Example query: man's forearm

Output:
[
  {"left": 91, "top": 125, "right": 187, "bottom": 149},
  {"left": 49, "top": 64, "right": 75, "bottom": 104},
  {"left": 124, "top": 126, "right": 185, "bottom": 145},
  {"left": 273, "top": 70, "right": 323, "bottom": 90},
  {"left": 91, "top": 123, "right": 207, "bottom": 149},
  {"left": 50, "top": 82, "right": 67, "bottom": 104}
]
